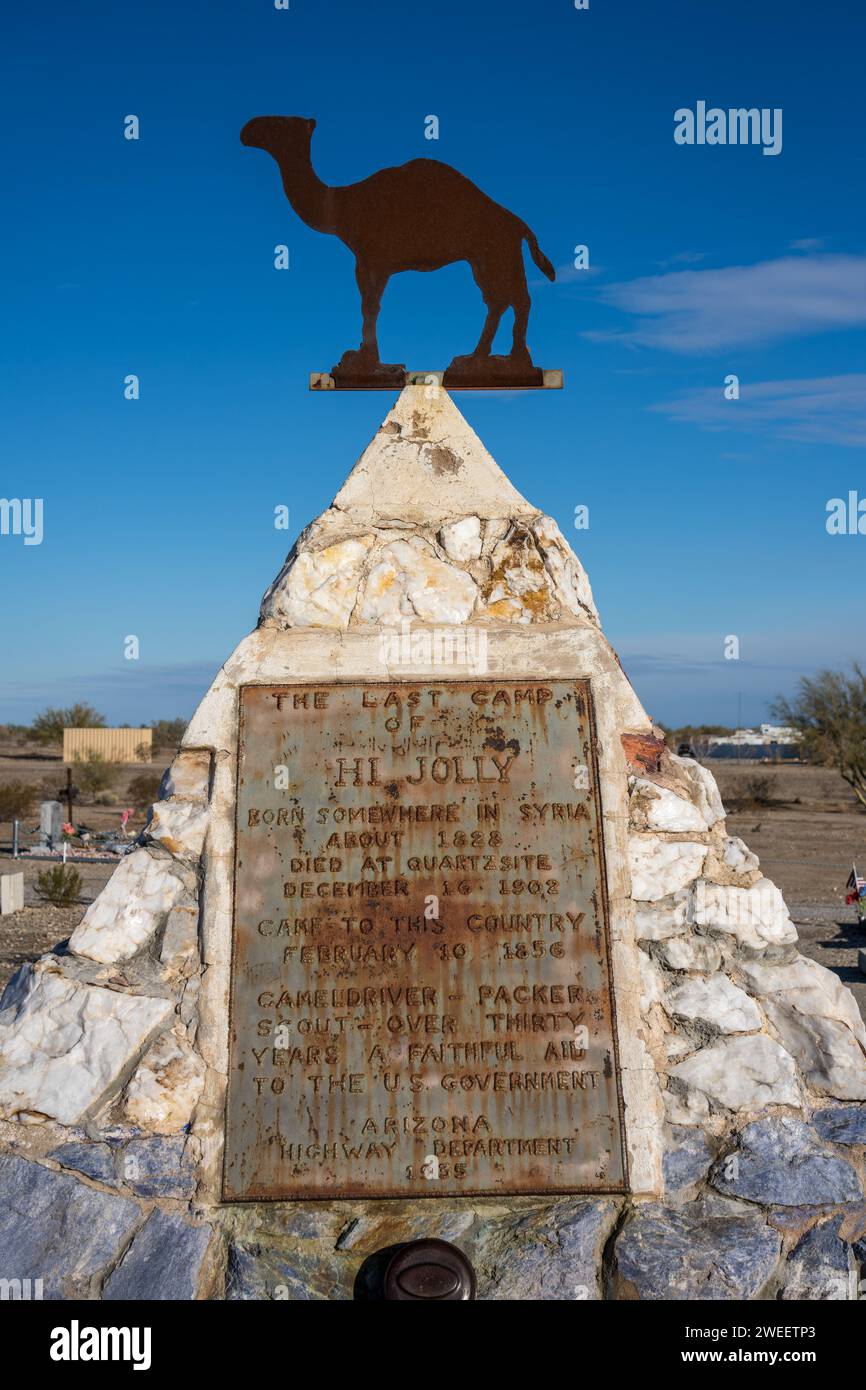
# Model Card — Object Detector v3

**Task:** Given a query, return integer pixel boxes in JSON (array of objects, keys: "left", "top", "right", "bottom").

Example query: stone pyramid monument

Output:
[{"left": 1, "top": 385, "right": 865, "bottom": 1301}]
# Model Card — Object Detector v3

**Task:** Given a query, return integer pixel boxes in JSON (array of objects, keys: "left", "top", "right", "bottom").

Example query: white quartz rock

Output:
[
  {"left": 480, "top": 525, "right": 555, "bottom": 623},
  {"left": 69, "top": 849, "right": 198, "bottom": 965},
  {"left": 530, "top": 515, "right": 598, "bottom": 622},
  {"left": 123, "top": 1028, "right": 205, "bottom": 1134},
  {"left": 438, "top": 516, "right": 482, "bottom": 563},
  {"left": 670, "top": 1034, "right": 801, "bottom": 1111},
  {"left": 739, "top": 957, "right": 866, "bottom": 1099},
  {"left": 639, "top": 950, "right": 666, "bottom": 1012},
  {"left": 146, "top": 799, "right": 209, "bottom": 861},
  {"left": 666, "top": 974, "right": 763, "bottom": 1034},
  {"left": 160, "top": 904, "right": 200, "bottom": 980},
  {"left": 629, "top": 838, "right": 708, "bottom": 902},
  {"left": 634, "top": 890, "right": 690, "bottom": 941},
  {"left": 159, "top": 750, "right": 210, "bottom": 804},
  {"left": 664, "top": 1085, "right": 710, "bottom": 1125},
  {"left": 262, "top": 535, "right": 375, "bottom": 628},
  {"left": 723, "top": 836, "right": 760, "bottom": 875},
  {"left": 0, "top": 962, "right": 173, "bottom": 1125},
  {"left": 660, "top": 935, "right": 722, "bottom": 974},
  {"left": 762, "top": 1009, "right": 866, "bottom": 1101},
  {"left": 147, "top": 749, "right": 211, "bottom": 860},
  {"left": 630, "top": 777, "right": 708, "bottom": 833},
  {"left": 357, "top": 537, "right": 478, "bottom": 624},
  {"left": 691, "top": 878, "right": 798, "bottom": 950},
  {"left": 740, "top": 958, "right": 866, "bottom": 1042},
  {"left": 481, "top": 518, "right": 511, "bottom": 554},
  {"left": 670, "top": 756, "right": 726, "bottom": 826}
]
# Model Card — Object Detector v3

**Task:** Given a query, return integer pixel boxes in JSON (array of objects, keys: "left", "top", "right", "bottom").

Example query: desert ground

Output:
[
  {"left": 0, "top": 740, "right": 165, "bottom": 986},
  {"left": 715, "top": 761, "right": 866, "bottom": 1017},
  {"left": 1, "top": 746, "right": 864, "bottom": 1013}
]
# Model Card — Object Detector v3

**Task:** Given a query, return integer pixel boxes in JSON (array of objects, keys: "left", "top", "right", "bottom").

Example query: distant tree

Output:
[
  {"left": 72, "top": 752, "right": 117, "bottom": 797},
  {"left": 31, "top": 704, "right": 106, "bottom": 746},
  {"left": 664, "top": 725, "right": 735, "bottom": 757},
  {"left": 773, "top": 666, "right": 866, "bottom": 809},
  {"left": 150, "top": 718, "right": 187, "bottom": 751}
]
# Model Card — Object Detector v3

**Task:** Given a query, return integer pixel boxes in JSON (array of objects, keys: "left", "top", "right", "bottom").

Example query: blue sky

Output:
[{"left": 1, "top": 0, "right": 863, "bottom": 730}]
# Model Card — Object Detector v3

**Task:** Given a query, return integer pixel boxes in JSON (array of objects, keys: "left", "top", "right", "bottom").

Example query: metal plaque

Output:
[{"left": 223, "top": 680, "right": 627, "bottom": 1201}]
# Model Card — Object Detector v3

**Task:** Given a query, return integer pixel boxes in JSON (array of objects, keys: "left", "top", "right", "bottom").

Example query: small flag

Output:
[{"left": 845, "top": 866, "right": 866, "bottom": 904}]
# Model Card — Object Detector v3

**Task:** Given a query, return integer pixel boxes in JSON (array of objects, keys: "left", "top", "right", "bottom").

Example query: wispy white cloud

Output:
[
  {"left": 655, "top": 250, "right": 708, "bottom": 270},
  {"left": 652, "top": 374, "right": 866, "bottom": 447},
  {"left": 531, "top": 260, "right": 603, "bottom": 289},
  {"left": 590, "top": 253, "right": 866, "bottom": 353}
]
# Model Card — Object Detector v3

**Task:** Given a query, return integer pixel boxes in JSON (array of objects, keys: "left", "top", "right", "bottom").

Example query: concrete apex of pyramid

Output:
[{"left": 259, "top": 385, "right": 599, "bottom": 631}]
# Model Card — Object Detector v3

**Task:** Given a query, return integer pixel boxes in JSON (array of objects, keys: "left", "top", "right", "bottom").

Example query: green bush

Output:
[
  {"left": 73, "top": 753, "right": 118, "bottom": 796},
  {"left": 744, "top": 774, "right": 774, "bottom": 805},
  {"left": 34, "top": 865, "right": 82, "bottom": 907},
  {"left": 31, "top": 704, "right": 105, "bottom": 746},
  {"left": 0, "top": 780, "right": 36, "bottom": 821},
  {"left": 150, "top": 719, "right": 187, "bottom": 752},
  {"left": 774, "top": 665, "right": 866, "bottom": 810}
]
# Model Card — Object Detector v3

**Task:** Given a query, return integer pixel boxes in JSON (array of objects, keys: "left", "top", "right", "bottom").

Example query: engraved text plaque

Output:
[{"left": 223, "top": 680, "right": 627, "bottom": 1200}]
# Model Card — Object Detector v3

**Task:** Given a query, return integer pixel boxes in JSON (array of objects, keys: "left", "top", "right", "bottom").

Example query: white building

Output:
[{"left": 707, "top": 725, "right": 802, "bottom": 758}]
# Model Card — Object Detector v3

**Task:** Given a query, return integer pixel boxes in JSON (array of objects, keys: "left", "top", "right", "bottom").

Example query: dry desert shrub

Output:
[
  {"left": 34, "top": 864, "right": 82, "bottom": 907},
  {"left": 743, "top": 774, "right": 774, "bottom": 805},
  {"left": 0, "top": 780, "right": 36, "bottom": 821},
  {"left": 73, "top": 753, "right": 118, "bottom": 797}
]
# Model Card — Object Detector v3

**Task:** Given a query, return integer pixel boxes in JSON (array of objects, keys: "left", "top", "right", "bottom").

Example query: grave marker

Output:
[{"left": 223, "top": 679, "right": 626, "bottom": 1200}]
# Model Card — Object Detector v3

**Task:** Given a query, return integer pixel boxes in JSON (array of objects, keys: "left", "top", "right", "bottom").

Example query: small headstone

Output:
[
  {"left": 0, "top": 873, "right": 24, "bottom": 916},
  {"left": 39, "top": 800, "right": 63, "bottom": 851}
]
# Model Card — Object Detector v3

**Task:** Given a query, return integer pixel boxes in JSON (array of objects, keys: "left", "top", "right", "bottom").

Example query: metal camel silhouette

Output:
[{"left": 240, "top": 116, "right": 556, "bottom": 386}]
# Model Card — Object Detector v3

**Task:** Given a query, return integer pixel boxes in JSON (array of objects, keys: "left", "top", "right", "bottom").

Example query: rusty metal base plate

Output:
[
  {"left": 309, "top": 368, "right": 563, "bottom": 391},
  {"left": 222, "top": 680, "right": 627, "bottom": 1201}
]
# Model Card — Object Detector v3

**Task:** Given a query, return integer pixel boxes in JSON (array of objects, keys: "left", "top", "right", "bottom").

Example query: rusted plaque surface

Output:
[{"left": 223, "top": 680, "right": 627, "bottom": 1201}]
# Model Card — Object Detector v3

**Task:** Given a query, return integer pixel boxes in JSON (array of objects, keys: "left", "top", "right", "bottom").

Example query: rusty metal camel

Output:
[{"left": 240, "top": 116, "right": 556, "bottom": 385}]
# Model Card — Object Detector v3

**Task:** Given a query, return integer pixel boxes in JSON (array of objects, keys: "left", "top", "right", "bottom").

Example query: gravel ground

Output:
[
  {"left": 0, "top": 858, "right": 114, "bottom": 988},
  {"left": 0, "top": 904, "right": 84, "bottom": 984},
  {"left": 782, "top": 905, "right": 866, "bottom": 1019},
  {"left": 0, "top": 741, "right": 162, "bottom": 987},
  {"left": 724, "top": 777, "right": 866, "bottom": 1019}
]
